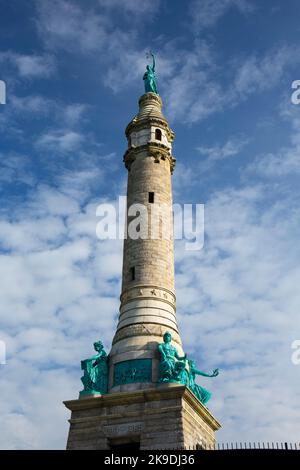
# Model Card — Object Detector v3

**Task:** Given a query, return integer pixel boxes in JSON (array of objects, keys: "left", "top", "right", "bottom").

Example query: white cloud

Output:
[
  {"left": 13, "top": 54, "right": 56, "bottom": 78},
  {"left": 0, "top": 367, "right": 78, "bottom": 449},
  {"left": 33, "top": 0, "right": 158, "bottom": 94},
  {"left": 62, "top": 103, "right": 88, "bottom": 126},
  {"left": 172, "top": 162, "right": 199, "bottom": 197},
  {"left": 159, "top": 41, "right": 222, "bottom": 123},
  {"left": 98, "top": 0, "right": 160, "bottom": 17},
  {"left": 190, "top": 0, "right": 254, "bottom": 30},
  {"left": 35, "top": 0, "right": 160, "bottom": 54},
  {"left": 232, "top": 46, "right": 298, "bottom": 100},
  {"left": 246, "top": 149, "right": 300, "bottom": 178},
  {"left": 0, "top": 52, "right": 56, "bottom": 78},
  {"left": 10, "top": 94, "right": 52, "bottom": 114},
  {"left": 162, "top": 43, "right": 300, "bottom": 123},
  {"left": 30, "top": 0, "right": 300, "bottom": 126},
  {"left": 35, "top": 0, "right": 117, "bottom": 52},
  {"left": 197, "top": 138, "right": 248, "bottom": 160},
  {"left": 197, "top": 137, "right": 249, "bottom": 171},
  {"left": 36, "top": 130, "right": 84, "bottom": 153},
  {"left": 57, "top": 167, "right": 106, "bottom": 200},
  {"left": 0, "top": 168, "right": 124, "bottom": 448},
  {"left": 0, "top": 217, "right": 66, "bottom": 252},
  {"left": 0, "top": 153, "right": 35, "bottom": 187},
  {"left": 245, "top": 97, "right": 300, "bottom": 177},
  {"left": 0, "top": 94, "right": 89, "bottom": 146},
  {"left": 8, "top": 96, "right": 88, "bottom": 125}
]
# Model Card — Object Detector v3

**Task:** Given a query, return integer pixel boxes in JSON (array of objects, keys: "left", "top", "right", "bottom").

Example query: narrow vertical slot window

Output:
[
  {"left": 148, "top": 192, "right": 154, "bottom": 203},
  {"left": 130, "top": 266, "right": 135, "bottom": 281}
]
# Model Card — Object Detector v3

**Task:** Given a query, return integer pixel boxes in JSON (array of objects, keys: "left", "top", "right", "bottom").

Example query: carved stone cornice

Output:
[
  {"left": 120, "top": 284, "right": 176, "bottom": 307},
  {"left": 123, "top": 149, "right": 136, "bottom": 171},
  {"left": 64, "top": 385, "right": 222, "bottom": 432},
  {"left": 123, "top": 143, "right": 176, "bottom": 173}
]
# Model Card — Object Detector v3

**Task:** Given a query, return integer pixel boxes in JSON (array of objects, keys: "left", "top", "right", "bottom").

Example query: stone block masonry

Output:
[{"left": 65, "top": 385, "right": 220, "bottom": 450}]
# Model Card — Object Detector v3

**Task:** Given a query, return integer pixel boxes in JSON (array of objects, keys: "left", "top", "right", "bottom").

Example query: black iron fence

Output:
[
  {"left": 203, "top": 442, "right": 300, "bottom": 450},
  {"left": 152, "top": 442, "right": 300, "bottom": 450}
]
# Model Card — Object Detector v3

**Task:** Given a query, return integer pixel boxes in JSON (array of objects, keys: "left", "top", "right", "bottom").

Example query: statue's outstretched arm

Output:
[
  {"left": 152, "top": 53, "right": 155, "bottom": 72},
  {"left": 194, "top": 368, "right": 210, "bottom": 377},
  {"left": 194, "top": 367, "right": 219, "bottom": 378}
]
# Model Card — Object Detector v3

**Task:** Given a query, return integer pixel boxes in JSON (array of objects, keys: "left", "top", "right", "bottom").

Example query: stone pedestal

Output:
[{"left": 64, "top": 385, "right": 221, "bottom": 450}]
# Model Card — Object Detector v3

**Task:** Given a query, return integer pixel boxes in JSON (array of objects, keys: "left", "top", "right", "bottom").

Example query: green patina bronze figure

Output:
[
  {"left": 143, "top": 51, "right": 158, "bottom": 95},
  {"left": 158, "top": 332, "right": 219, "bottom": 405},
  {"left": 188, "top": 359, "right": 219, "bottom": 406},
  {"left": 80, "top": 340, "right": 108, "bottom": 396},
  {"left": 158, "top": 331, "right": 187, "bottom": 383}
]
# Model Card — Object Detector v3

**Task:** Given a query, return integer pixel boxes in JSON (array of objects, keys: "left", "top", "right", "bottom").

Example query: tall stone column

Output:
[
  {"left": 108, "top": 92, "right": 184, "bottom": 393},
  {"left": 64, "top": 91, "right": 221, "bottom": 451}
]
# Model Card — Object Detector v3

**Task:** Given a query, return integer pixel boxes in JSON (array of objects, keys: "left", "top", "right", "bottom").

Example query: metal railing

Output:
[{"left": 201, "top": 442, "right": 300, "bottom": 450}]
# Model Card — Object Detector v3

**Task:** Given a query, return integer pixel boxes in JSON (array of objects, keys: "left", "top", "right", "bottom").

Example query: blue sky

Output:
[{"left": 0, "top": 0, "right": 300, "bottom": 449}]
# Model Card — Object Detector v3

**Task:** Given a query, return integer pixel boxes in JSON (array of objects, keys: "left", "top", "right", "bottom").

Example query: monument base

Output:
[{"left": 64, "top": 385, "right": 221, "bottom": 450}]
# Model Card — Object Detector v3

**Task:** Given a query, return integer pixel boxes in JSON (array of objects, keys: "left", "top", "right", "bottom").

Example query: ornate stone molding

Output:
[
  {"left": 148, "top": 149, "right": 176, "bottom": 174},
  {"left": 123, "top": 149, "right": 136, "bottom": 171},
  {"left": 120, "top": 284, "right": 176, "bottom": 307},
  {"left": 123, "top": 143, "right": 176, "bottom": 173},
  {"left": 64, "top": 386, "right": 222, "bottom": 433},
  {"left": 112, "top": 323, "right": 181, "bottom": 346}
]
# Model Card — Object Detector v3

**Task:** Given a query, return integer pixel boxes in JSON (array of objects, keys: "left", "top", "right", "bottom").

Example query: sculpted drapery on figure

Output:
[
  {"left": 158, "top": 332, "right": 219, "bottom": 405},
  {"left": 143, "top": 52, "right": 158, "bottom": 95},
  {"left": 80, "top": 341, "right": 108, "bottom": 395},
  {"left": 158, "top": 331, "right": 188, "bottom": 384},
  {"left": 188, "top": 360, "right": 219, "bottom": 405}
]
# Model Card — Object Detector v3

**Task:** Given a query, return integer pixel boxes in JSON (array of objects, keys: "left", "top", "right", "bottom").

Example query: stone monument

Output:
[{"left": 64, "top": 54, "right": 221, "bottom": 450}]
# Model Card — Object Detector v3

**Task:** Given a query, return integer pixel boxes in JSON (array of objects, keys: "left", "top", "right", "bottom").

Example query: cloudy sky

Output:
[{"left": 1, "top": 0, "right": 300, "bottom": 449}]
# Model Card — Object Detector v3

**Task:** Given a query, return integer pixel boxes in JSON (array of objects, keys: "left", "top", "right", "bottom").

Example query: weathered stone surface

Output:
[
  {"left": 109, "top": 93, "right": 181, "bottom": 393},
  {"left": 64, "top": 386, "right": 220, "bottom": 450}
]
